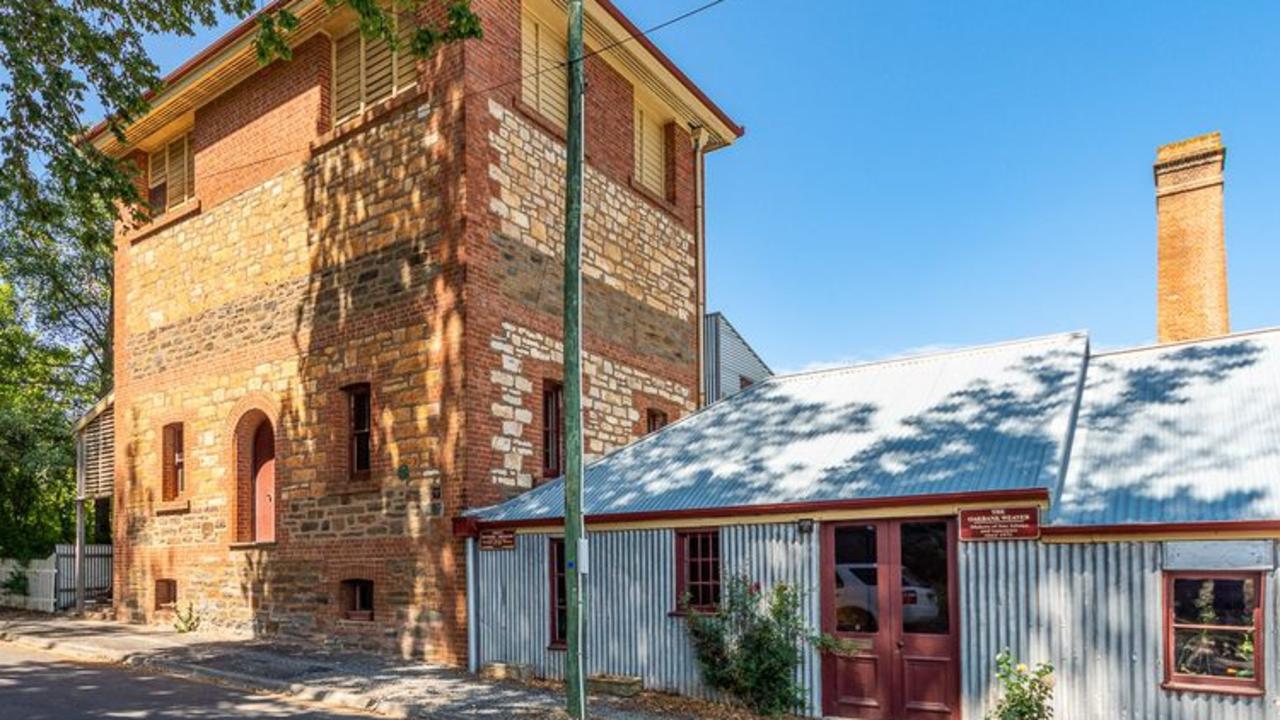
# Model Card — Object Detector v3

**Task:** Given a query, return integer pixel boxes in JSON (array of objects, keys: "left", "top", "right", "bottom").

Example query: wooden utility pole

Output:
[{"left": 561, "top": 0, "right": 587, "bottom": 717}]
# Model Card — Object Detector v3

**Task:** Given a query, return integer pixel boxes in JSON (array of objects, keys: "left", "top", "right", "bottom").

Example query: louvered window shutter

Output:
[
  {"left": 522, "top": 10, "right": 568, "bottom": 128},
  {"left": 364, "top": 33, "right": 394, "bottom": 104},
  {"left": 396, "top": 10, "right": 417, "bottom": 91},
  {"left": 166, "top": 136, "right": 188, "bottom": 211},
  {"left": 334, "top": 31, "right": 363, "bottom": 121},
  {"left": 184, "top": 134, "right": 195, "bottom": 200},
  {"left": 635, "top": 104, "right": 666, "bottom": 195}
]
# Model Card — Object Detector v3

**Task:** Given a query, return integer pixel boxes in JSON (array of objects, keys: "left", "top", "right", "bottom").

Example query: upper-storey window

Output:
[
  {"left": 333, "top": 11, "right": 419, "bottom": 124},
  {"left": 521, "top": 4, "right": 568, "bottom": 128},
  {"left": 148, "top": 133, "right": 194, "bottom": 215},
  {"left": 633, "top": 94, "right": 668, "bottom": 198},
  {"left": 542, "top": 380, "right": 564, "bottom": 480}
]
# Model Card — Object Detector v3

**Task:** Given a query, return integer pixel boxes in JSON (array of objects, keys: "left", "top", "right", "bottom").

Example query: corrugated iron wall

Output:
[
  {"left": 475, "top": 523, "right": 822, "bottom": 715},
  {"left": 960, "top": 540, "right": 1279, "bottom": 720}
]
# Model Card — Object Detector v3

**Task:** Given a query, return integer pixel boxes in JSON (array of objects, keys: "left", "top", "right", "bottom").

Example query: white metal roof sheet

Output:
[
  {"left": 474, "top": 332, "right": 1089, "bottom": 523},
  {"left": 1052, "top": 328, "right": 1280, "bottom": 525}
]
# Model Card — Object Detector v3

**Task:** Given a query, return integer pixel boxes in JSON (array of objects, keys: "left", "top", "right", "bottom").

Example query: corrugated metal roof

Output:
[
  {"left": 474, "top": 332, "right": 1089, "bottom": 522},
  {"left": 1052, "top": 327, "right": 1280, "bottom": 525}
]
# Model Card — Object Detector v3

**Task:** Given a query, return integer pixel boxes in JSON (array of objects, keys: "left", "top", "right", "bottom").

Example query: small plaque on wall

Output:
[
  {"left": 479, "top": 529, "right": 517, "bottom": 551},
  {"left": 959, "top": 507, "right": 1040, "bottom": 541}
]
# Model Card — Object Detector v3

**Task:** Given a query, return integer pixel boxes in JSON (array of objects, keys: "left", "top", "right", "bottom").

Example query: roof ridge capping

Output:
[
  {"left": 771, "top": 330, "right": 1090, "bottom": 385},
  {"left": 1091, "top": 325, "right": 1280, "bottom": 359}
]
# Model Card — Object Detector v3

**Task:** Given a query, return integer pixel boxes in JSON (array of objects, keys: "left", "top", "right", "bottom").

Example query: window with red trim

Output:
[
  {"left": 646, "top": 408, "right": 669, "bottom": 434},
  {"left": 549, "top": 537, "right": 567, "bottom": 648},
  {"left": 542, "top": 380, "right": 564, "bottom": 479},
  {"left": 676, "top": 529, "right": 721, "bottom": 612},
  {"left": 1164, "top": 571, "right": 1265, "bottom": 695}
]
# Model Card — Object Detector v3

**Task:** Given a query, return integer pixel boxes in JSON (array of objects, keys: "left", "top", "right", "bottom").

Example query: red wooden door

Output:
[
  {"left": 252, "top": 421, "right": 275, "bottom": 543},
  {"left": 821, "top": 519, "right": 958, "bottom": 720}
]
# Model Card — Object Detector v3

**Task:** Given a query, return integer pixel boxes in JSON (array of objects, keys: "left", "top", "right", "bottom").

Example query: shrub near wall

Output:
[{"left": 686, "top": 575, "right": 808, "bottom": 717}]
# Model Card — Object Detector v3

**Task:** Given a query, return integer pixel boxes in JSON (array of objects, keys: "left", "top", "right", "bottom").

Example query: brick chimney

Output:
[{"left": 1154, "top": 132, "right": 1230, "bottom": 343}]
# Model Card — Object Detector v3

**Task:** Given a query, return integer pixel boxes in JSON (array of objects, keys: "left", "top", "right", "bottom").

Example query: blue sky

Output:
[{"left": 139, "top": 1, "right": 1280, "bottom": 373}]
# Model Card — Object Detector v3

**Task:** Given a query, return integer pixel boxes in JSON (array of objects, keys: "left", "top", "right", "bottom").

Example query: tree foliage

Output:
[
  {"left": 0, "top": 0, "right": 482, "bottom": 239},
  {"left": 0, "top": 282, "right": 82, "bottom": 560}
]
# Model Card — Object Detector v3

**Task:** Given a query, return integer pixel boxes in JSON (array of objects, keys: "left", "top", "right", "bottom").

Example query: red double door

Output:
[{"left": 821, "top": 518, "right": 959, "bottom": 720}]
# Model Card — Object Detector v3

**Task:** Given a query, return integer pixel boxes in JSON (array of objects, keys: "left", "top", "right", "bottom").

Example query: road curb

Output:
[{"left": 0, "top": 631, "right": 421, "bottom": 718}]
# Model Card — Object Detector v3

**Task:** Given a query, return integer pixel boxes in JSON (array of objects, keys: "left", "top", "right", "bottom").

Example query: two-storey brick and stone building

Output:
[{"left": 91, "top": 0, "right": 740, "bottom": 664}]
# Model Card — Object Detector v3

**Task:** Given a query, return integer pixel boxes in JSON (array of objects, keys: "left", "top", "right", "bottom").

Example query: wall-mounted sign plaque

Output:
[
  {"left": 959, "top": 507, "right": 1040, "bottom": 541},
  {"left": 479, "top": 529, "right": 517, "bottom": 551}
]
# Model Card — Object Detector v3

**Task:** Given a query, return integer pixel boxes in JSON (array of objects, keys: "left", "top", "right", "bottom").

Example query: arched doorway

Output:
[
  {"left": 233, "top": 409, "right": 276, "bottom": 544},
  {"left": 251, "top": 420, "right": 275, "bottom": 543}
]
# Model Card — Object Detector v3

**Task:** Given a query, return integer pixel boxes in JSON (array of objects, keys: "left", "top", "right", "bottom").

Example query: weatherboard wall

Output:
[
  {"left": 473, "top": 523, "right": 823, "bottom": 715},
  {"left": 960, "top": 539, "right": 1279, "bottom": 720}
]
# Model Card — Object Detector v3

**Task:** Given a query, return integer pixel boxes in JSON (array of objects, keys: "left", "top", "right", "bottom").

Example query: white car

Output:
[{"left": 833, "top": 563, "right": 942, "bottom": 632}]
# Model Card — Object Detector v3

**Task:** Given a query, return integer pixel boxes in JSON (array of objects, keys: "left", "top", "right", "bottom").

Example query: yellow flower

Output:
[{"left": 1017, "top": 663, "right": 1029, "bottom": 674}]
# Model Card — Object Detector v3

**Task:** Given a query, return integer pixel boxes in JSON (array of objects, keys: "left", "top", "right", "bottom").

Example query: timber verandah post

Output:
[{"left": 561, "top": 0, "right": 588, "bottom": 717}]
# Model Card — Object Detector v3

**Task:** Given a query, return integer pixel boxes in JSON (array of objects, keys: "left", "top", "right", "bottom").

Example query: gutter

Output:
[{"left": 454, "top": 488, "right": 1052, "bottom": 536}]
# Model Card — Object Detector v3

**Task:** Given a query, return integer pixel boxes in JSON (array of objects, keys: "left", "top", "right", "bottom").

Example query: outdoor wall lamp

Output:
[{"left": 796, "top": 519, "right": 815, "bottom": 535}]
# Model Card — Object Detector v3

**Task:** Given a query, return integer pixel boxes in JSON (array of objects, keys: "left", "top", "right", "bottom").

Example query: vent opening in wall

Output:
[
  {"left": 339, "top": 578, "right": 375, "bottom": 621},
  {"left": 155, "top": 579, "right": 177, "bottom": 611}
]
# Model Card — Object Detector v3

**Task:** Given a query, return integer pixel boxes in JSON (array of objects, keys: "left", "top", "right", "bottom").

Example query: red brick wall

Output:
[{"left": 194, "top": 35, "right": 331, "bottom": 210}]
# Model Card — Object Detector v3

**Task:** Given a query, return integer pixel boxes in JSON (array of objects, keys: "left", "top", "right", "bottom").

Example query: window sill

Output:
[
  {"left": 1162, "top": 680, "right": 1265, "bottom": 697},
  {"left": 154, "top": 499, "right": 191, "bottom": 516},
  {"left": 229, "top": 541, "right": 277, "bottom": 551},
  {"left": 511, "top": 97, "right": 594, "bottom": 164},
  {"left": 336, "top": 617, "right": 377, "bottom": 628},
  {"left": 667, "top": 608, "right": 717, "bottom": 619},
  {"left": 628, "top": 175, "right": 680, "bottom": 220},
  {"left": 547, "top": 642, "right": 566, "bottom": 652},
  {"left": 126, "top": 199, "right": 201, "bottom": 245},
  {"left": 330, "top": 479, "right": 380, "bottom": 496},
  {"left": 312, "top": 86, "right": 427, "bottom": 155}
]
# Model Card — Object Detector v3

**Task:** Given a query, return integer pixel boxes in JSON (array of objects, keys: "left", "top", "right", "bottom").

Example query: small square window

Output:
[
  {"left": 1164, "top": 571, "right": 1265, "bottom": 695},
  {"left": 339, "top": 578, "right": 375, "bottom": 621},
  {"left": 646, "top": 408, "right": 669, "bottom": 434},
  {"left": 676, "top": 529, "right": 721, "bottom": 613},
  {"left": 155, "top": 579, "right": 177, "bottom": 610}
]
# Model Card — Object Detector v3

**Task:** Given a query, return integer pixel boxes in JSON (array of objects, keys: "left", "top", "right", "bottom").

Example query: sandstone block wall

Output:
[{"left": 113, "top": 0, "right": 712, "bottom": 668}]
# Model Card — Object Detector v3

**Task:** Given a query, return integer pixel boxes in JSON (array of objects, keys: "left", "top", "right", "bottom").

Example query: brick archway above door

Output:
[{"left": 226, "top": 394, "right": 279, "bottom": 545}]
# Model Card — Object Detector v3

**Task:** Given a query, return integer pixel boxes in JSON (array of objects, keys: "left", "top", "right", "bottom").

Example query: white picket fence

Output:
[
  {"left": 0, "top": 555, "right": 58, "bottom": 612},
  {"left": 0, "top": 544, "right": 112, "bottom": 613}
]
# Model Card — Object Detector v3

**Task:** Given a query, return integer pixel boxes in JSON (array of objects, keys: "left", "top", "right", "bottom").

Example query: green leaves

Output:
[
  {"left": 0, "top": 0, "right": 483, "bottom": 250},
  {"left": 987, "top": 649, "right": 1055, "bottom": 720}
]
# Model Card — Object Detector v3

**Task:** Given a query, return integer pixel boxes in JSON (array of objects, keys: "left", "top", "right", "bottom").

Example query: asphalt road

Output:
[{"left": 0, "top": 642, "right": 372, "bottom": 720}]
